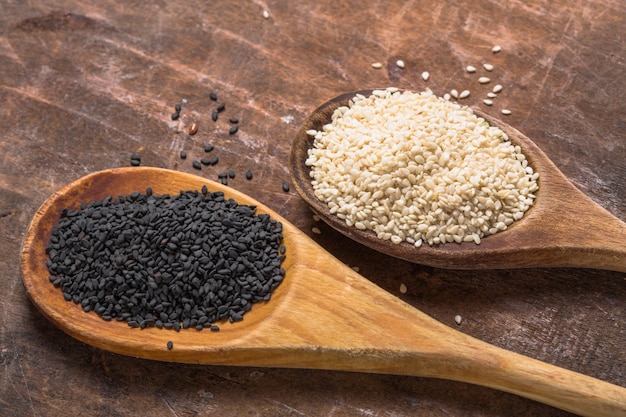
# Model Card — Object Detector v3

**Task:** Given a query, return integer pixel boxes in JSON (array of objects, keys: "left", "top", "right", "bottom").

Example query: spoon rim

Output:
[
  {"left": 20, "top": 167, "right": 302, "bottom": 359},
  {"left": 289, "top": 89, "right": 563, "bottom": 268}
]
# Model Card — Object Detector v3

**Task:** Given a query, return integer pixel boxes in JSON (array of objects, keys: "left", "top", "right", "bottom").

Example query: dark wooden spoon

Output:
[
  {"left": 20, "top": 167, "right": 626, "bottom": 417},
  {"left": 290, "top": 90, "right": 626, "bottom": 271}
]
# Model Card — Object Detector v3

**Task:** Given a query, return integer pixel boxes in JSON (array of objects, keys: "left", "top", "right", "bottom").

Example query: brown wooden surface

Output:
[{"left": 1, "top": 1, "right": 624, "bottom": 416}]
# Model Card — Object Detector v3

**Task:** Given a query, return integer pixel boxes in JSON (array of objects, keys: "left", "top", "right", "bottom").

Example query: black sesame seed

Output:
[
  {"left": 201, "top": 158, "right": 211, "bottom": 166},
  {"left": 209, "top": 92, "right": 217, "bottom": 101},
  {"left": 282, "top": 183, "right": 290, "bottom": 192},
  {"left": 180, "top": 151, "right": 187, "bottom": 159},
  {"left": 229, "top": 117, "right": 239, "bottom": 124},
  {"left": 204, "top": 145, "right": 214, "bottom": 153},
  {"left": 192, "top": 160, "right": 202, "bottom": 170},
  {"left": 167, "top": 341, "right": 173, "bottom": 350},
  {"left": 174, "top": 103, "right": 182, "bottom": 112},
  {"left": 216, "top": 103, "right": 226, "bottom": 112},
  {"left": 211, "top": 111, "right": 218, "bottom": 122},
  {"left": 171, "top": 111, "right": 180, "bottom": 120},
  {"left": 228, "top": 169, "right": 236, "bottom": 179},
  {"left": 209, "top": 155, "right": 219, "bottom": 165},
  {"left": 131, "top": 154, "right": 141, "bottom": 161},
  {"left": 130, "top": 159, "right": 141, "bottom": 166},
  {"left": 245, "top": 170, "right": 253, "bottom": 180},
  {"left": 45, "top": 189, "right": 286, "bottom": 331},
  {"left": 229, "top": 126, "right": 238, "bottom": 135}
]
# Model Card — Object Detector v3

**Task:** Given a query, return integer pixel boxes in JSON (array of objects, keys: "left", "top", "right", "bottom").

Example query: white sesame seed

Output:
[
  {"left": 454, "top": 315, "right": 463, "bottom": 325},
  {"left": 492, "top": 45, "right": 502, "bottom": 53},
  {"left": 421, "top": 71, "right": 430, "bottom": 81},
  {"left": 450, "top": 89, "right": 459, "bottom": 99},
  {"left": 400, "top": 283, "right": 408, "bottom": 294},
  {"left": 459, "top": 89, "right": 470, "bottom": 99},
  {"left": 305, "top": 88, "right": 537, "bottom": 247},
  {"left": 493, "top": 84, "right": 503, "bottom": 93},
  {"left": 487, "top": 92, "right": 497, "bottom": 98},
  {"left": 501, "top": 109, "right": 512, "bottom": 115},
  {"left": 443, "top": 93, "right": 451, "bottom": 100},
  {"left": 396, "top": 60, "right": 405, "bottom": 69},
  {"left": 483, "top": 63, "right": 494, "bottom": 71},
  {"left": 478, "top": 77, "right": 491, "bottom": 84},
  {"left": 351, "top": 266, "right": 360, "bottom": 272},
  {"left": 371, "top": 62, "right": 383, "bottom": 69},
  {"left": 483, "top": 99, "right": 493, "bottom": 106},
  {"left": 312, "top": 227, "right": 322, "bottom": 234},
  {"left": 312, "top": 214, "right": 321, "bottom": 222},
  {"left": 262, "top": 10, "right": 270, "bottom": 19},
  {"left": 466, "top": 65, "right": 477, "bottom": 73}
]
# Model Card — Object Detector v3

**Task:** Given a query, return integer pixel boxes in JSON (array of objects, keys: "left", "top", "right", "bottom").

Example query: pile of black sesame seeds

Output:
[{"left": 46, "top": 187, "right": 286, "bottom": 331}]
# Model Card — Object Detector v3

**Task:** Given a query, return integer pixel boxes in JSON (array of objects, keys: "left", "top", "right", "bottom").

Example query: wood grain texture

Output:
[{"left": 1, "top": 1, "right": 625, "bottom": 416}]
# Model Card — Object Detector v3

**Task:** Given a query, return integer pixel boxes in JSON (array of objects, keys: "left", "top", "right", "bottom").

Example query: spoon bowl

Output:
[
  {"left": 290, "top": 90, "right": 626, "bottom": 271},
  {"left": 21, "top": 167, "right": 626, "bottom": 417}
]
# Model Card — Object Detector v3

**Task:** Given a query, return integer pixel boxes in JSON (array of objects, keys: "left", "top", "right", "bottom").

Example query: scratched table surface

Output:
[{"left": 1, "top": 1, "right": 624, "bottom": 416}]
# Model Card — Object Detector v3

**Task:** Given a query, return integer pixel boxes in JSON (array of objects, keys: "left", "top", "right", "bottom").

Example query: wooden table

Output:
[{"left": 1, "top": 1, "right": 624, "bottom": 416}]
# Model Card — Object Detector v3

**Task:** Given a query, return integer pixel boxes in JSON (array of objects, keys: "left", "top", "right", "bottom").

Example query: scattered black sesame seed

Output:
[
  {"left": 229, "top": 117, "right": 239, "bottom": 124},
  {"left": 45, "top": 189, "right": 286, "bottom": 331},
  {"left": 167, "top": 341, "right": 173, "bottom": 350},
  {"left": 228, "top": 169, "right": 236, "bottom": 179},
  {"left": 216, "top": 103, "right": 226, "bottom": 112},
  {"left": 204, "top": 145, "right": 214, "bottom": 153},
  {"left": 282, "top": 183, "right": 290, "bottom": 192},
  {"left": 180, "top": 151, "right": 187, "bottom": 159},
  {"left": 210, "top": 325, "right": 220, "bottom": 332},
  {"left": 245, "top": 170, "right": 253, "bottom": 180},
  {"left": 211, "top": 111, "right": 218, "bottom": 122},
  {"left": 209, "top": 92, "right": 217, "bottom": 101},
  {"left": 201, "top": 158, "right": 211, "bottom": 166},
  {"left": 192, "top": 160, "right": 202, "bottom": 170},
  {"left": 174, "top": 103, "right": 182, "bottom": 112},
  {"left": 229, "top": 126, "right": 239, "bottom": 135},
  {"left": 171, "top": 111, "right": 180, "bottom": 120},
  {"left": 208, "top": 155, "right": 219, "bottom": 165},
  {"left": 130, "top": 155, "right": 141, "bottom": 166}
]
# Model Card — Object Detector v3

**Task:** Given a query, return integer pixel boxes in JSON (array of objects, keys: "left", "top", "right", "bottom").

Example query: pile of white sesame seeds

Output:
[{"left": 305, "top": 88, "right": 538, "bottom": 247}]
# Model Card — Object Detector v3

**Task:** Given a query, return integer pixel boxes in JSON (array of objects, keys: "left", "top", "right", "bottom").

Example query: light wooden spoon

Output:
[
  {"left": 21, "top": 167, "right": 625, "bottom": 417},
  {"left": 290, "top": 90, "right": 626, "bottom": 271}
]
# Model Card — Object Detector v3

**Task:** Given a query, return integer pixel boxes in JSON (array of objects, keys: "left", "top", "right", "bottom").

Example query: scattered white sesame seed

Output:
[
  {"left": 478, "top": 77, "right": 491, "bottom": 84},
  {"left": 181, "top": 98, "right": 188, "bottom": 104},
  {"left": 443, "top": 93, "right": 451, "bottom": 100},
  {"left": 371, "top": 62, "right": 383, "bottom": 69},
  {"left": 459, "top": 89, "right": 470, "bottom": 99},
  {"left": 454, "top": 315, "right": 463, "bottom": 325},
  {"left": 501, "top": 109, "right": 512, "bottom": 115},
  {"left": 400, "top": 283, "right": 408, "bottom": 294},
  {"left": 312, "top": 227, "right": 322, "bottom": 234},
  {"left": 396, "top": 60, "right": 405, "bottom": 69},
  {"left": 483, "top": 63, "right": 494, "bottom": 71},
  {"left": 492, "top": 45, "right": 502, "bottom": 53},
  {"left": 466, "top": 65, "right": 477, "bottom": 73},
  {"left": 351, "top": 266, "right": 360, "bottom": 272},
  {"left": 312, "top": 214, "right": 321, "bottom": 222},
  {"left": 487, "top": 92, "right": 497, "bottom": 98},
  {"left": 493, "top": 84, "right": 503, "bottom": 93},
  {"left": 450, "top": 89, "right": 459, "bottom": 99},
  {"left": 483, "top": 99, "right": 493, "bottom": 106},
  {"left": 421, "top": 71, "right": 430, "bottom": 81},
  {"left": 262, "top": 10, "right": 270, "bottom": 19}
]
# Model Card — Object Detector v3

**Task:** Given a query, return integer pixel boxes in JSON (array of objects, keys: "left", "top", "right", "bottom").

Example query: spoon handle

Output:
[{"left": 282, "top": 241, "right": 626, "bottom": 417}]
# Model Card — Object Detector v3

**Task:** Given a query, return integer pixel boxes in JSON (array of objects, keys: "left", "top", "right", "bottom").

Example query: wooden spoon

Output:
[
  {"left": 290, "top": 90, "right": 626, "bottom": 272},
  {"left": 21, "top": 167, "right": 625, "bottom": 417}
]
